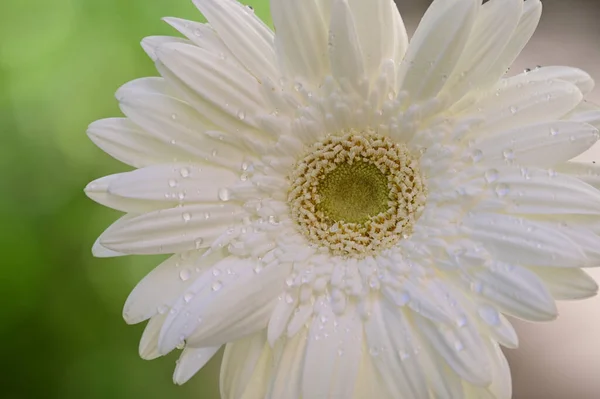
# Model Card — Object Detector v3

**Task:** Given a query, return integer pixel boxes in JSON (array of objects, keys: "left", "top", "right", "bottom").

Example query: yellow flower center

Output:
[{"left": 288, "top": 130, "right": 427, "bottom": 257}]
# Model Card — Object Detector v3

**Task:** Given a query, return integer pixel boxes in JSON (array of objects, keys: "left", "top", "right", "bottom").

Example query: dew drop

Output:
[
  {"left": 179, "top": 269, "right": 191, "bottom": 281},
  {"left": 502, "top": 148, "right": 515, "bottom": 161},
  {"left": 509, "top": 106, "right": 518, "bottom": 114},
  {"left": 399, "top": 350, "right": 410, "bottom": 361},
  {"left": 218, "top": 188, "right": 231, "bottom": 201},
  {"left": 293, "top": 82, "right": 303, "bottom": 91},
  {"left": 454, "top": 340, "right": 464, "bottom": 352},
  {"left": 211, "top": 149, "right": 218, "bottom": 157},
  {"left": 157, "top": 305, "right": 169, "bottom": 314},
  {"left": 194, "top": 238, "right": 204, "bottom": 249},
  {"left": 180, "top": 167, "right": 190, "bottom": 178},
  {"left": 237, "top": 110, "right": 246, "bottom": 120},
  {"left": 193, "top": 28, "right": 202, "bottom": 37},
  {"left": 484, "top": 169, "right": 499, "bottom": 183},
  {"left": 369, "top": 347, "right": 380, "bottom": 357},
  {"left": 168, "top": 179, "right": 178, "bottom": 188},
  {"left": 171, "top": 113, "right": 178, "bottom": 120},
  {"left": 285, "top": 293, "right": 294, "bottom": 304},
  {"left": 211, "top": 281, "right": 222, "bottom": 291},
  {"left": 182, "top": 212, "right": 192, "bottom": 222},
  {"left": 478, "top": 305, "right": 500, "bottom": 325},
  {"left": 495, "top": 183, "right": 510, "bottom": 197},
  {"left": 183, "top": 292, "right": 194, "bottom": 303},
  {"left": 550, "top": 127, "right": 559, "bottom": 136},
  {"left": 470, "top": 149, "right": 483, "bottom": 163}
]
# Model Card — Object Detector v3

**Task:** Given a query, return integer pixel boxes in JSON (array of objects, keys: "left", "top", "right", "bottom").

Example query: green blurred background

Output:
[
  {"left": 1, "top": 0, "right": 599, "bottom": 398},
  {"left": 0, "top": 1, "right": 270, "bottom": 398}
]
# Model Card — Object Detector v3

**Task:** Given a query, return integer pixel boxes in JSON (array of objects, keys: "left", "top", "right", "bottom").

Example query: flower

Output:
[{"left": 85, "top": 0, "right": 600, "bottom": 397}]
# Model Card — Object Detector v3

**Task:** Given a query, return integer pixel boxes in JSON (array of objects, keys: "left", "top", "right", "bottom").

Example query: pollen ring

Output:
[{"left": 288, "top": 130, "right": 427, "bottom": 257}]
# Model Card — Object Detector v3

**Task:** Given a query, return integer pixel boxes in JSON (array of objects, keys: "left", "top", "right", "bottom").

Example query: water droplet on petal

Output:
[
  {"left": 495, "top": 183, "right": 510, "bottom": 197},
  {"left": 182, "top": 212, "right": 192, "bottom": 222},
  {"left": 237, "top": 110, "right": 246, "bottom": 120},
  {"left": 470, "top": 149, "right": 483, "bottom": 163},
  {"left": 218, "top": 188, "right": 231, "bottom": 201},
  {"left": 502, "top": 148, "right": 515, "bottom": 161},
  {"left": 454, "top": 340, "right": 464, "bottom": 352},
  {"left": 157, "top": 305, "right": 169, "bottom": 314},
  {"left": 183, "top": 292, "right": 194, "bottom": 303},
  {"left": 484, "top": 169, "right": 499, "bottom": 183},
  {"left": 369, "top": 347, "right": 380, "bottom": 357},
  {"left": 168, "top": 179, "right": 178, "bottom": 188},
  {"left": 179, "top": 269, "right": 191, "bottom": 281},
  {"left": 171, "top": 113, "right": 178, "bottom": 120},
  {"left": 194, "top": 238, "right": 203, "bottom": 249},
  {"left": 550, "top": 127, "right": 559, "bottom": 136},
  {"left": 180, "top": 167, "right": 190, "bottom": 178},
  {"left": 509, "top": 106, "right": 518, "bottom": 114},
  {"left": 211, "top": 281, "right": 222, "bottom": 291},
  {"left": 285, "top": 293, "right": 294, "bottom": 304}
]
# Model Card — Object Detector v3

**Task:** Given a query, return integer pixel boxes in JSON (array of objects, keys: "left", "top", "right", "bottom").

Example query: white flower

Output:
[{"left": 86, "top": 0, "right": 600, "bottom": 397}]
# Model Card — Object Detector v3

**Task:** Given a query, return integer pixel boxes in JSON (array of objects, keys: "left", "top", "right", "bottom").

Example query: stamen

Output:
[{"left": 288, "top": 130, "right": 427, "bottom": 257}]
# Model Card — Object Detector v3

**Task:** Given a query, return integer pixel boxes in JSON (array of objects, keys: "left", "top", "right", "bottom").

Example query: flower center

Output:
[{"left": 288, "top": 130, "right": 427, "bottom": 257}]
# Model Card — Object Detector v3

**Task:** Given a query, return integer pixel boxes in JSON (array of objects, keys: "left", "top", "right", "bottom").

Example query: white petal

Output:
[
  {"left": 265, "top": 330, "right": 306, "bottom": 399},
  {"left": 162, "top": 18, "right": 237, "bottom": 60},
  {"left": 482, "top": 312, "right": 519, "bottom": 349},
  {"left": 267, "top": 292, "right": 298, "bottom": 346},
  {"left": 123, "top": 250, "right": 220, "bottom": 324},
  {"left": 301, "top": 300, "right": 364, "bottom": 398},
  {"left": 347, "top": 0, "right": 406, "bottom": 78},
  {"left": 106, "top": 163, "right": 238, "bottom": 203},
  {"left": 159, "top": 257, "right": 290, "bottom": 352},
  {"left": 473, "top": 121, "right": 598, "bottom": 168},
  {"left": 464, "top": 213, "right": 586, "bottom": 267},
  {"left": 488, "top": 167, "right": 600, "bottom": 216},
  {"left": 141, "top": 36, "right": 191, "bottom": 62},
  {"left": 139, "top": 314, "right": 167, "bottom": 360},
  {"left": 460, "top": 79, "right": 582, "bottom": 136},
  {"left": 99, "top": 203, "right": 243, "bottom": 255},
  {"left": 173, "top": 346, "right": 221, "bottom": 384},
  {"left": 484, "top": 0, "right": 542, "bottom": 84},
  {"left": 85, "top": 174, "right": 166, "bottom": 214},
  {"left": 570, "top": 100, "right": 600, "bottom": 122},
  {"left": 91, "top": 238, "right": 127, "bottom": 258},
  {"left": 530, "top": 267, "right": 598, "bottom": 300},
  {"left": 397, "top": 0, "right": 479, "bottom": 101},
  {"left": 555, "top": 161, "right": 600, "bottom": 188},
  {"left": 156, "top": 42, "right": 267, "bottom": 131},
  {"left": 463, "top": 341, "right": 512, "bottom": 399},
  {"left": 525, "top": 66, "right": 595, "bottom": 95},
  {"left": 364, "top": 302, "right": 429, "bottom": 398},
  {"left": 441, "top": 0, "right": 522, "bottom": 103},
  {"left": 220, "top": 331, "right": 272, "bottom": 399},
  {"left": 192, "top": 0, "right": 278, "bottom": 80},
  {"left": 270, "top": 0, "right": 329, "bottom": 86},
  {"left": 468, "top": 262, "right": 557, "bottom": 321},
  {"left": 87, "top": 118, "right": 185, "bottom": 168},
  {"left": 116, "top": 85, "right": 247, "bottom": 170},
  {"left": 414, "top": 315, "right": 492, "bottom": 386},
  {"left": 328, "top": 0, "right": 366, "bottom": 95}
]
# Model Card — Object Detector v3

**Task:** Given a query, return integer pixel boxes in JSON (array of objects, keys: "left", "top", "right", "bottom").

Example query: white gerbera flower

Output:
[{"left": 86, "top": 0, "right": 600, "bottom": 397}]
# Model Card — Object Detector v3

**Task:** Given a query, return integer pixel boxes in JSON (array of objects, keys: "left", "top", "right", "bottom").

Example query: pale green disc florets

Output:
[{"left": 288, "top": 130, "right": 427, "bottom": 257}]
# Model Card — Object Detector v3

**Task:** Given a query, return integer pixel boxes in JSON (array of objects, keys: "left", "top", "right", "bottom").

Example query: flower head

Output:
[{"left": 86, "top": 0, "right": 600, "bottom": 397}]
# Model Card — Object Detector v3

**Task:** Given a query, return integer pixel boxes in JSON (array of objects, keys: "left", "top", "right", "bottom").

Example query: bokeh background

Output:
[{"left": 0, "top": 0, "right": 598, "bottom": 398}]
